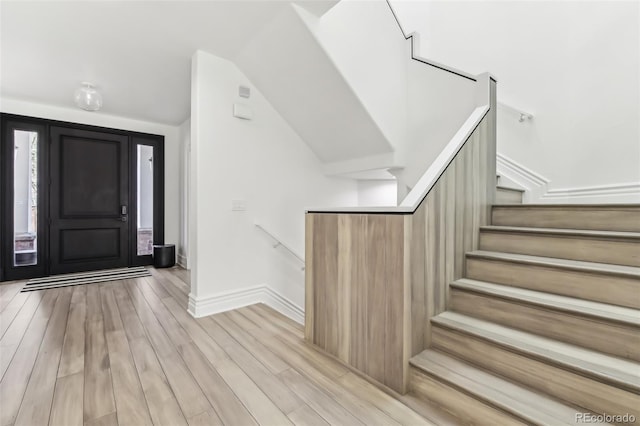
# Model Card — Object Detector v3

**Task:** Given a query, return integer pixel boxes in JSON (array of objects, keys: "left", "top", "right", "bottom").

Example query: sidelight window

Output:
[
  {"left": 13, "top": 130, "right": 38, "bottom": 267},
  {"left": 137, "top": 144, "right": 154, "bottom": 256}
]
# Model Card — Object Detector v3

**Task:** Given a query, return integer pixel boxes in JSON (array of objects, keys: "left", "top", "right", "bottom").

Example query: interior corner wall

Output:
[
  {"left": 0, "top": 98, "right": 181, "bottom": 247},
  {"left": 189, "top": 50, "right": 358, "bottom": 316}
]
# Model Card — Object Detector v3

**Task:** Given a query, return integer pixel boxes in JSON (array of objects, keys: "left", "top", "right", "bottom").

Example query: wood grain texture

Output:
[
  {"left": 431, "top": 325, "right": 640, "bottom": 420},
  {"left": 492, "top": 205, "right": 640, "bottom": 232},
  {"left": 450, "top": 288, "right": 640, "bottom": 361},
  {"left": 409, "top": 367, "right": 525, "bottom": 426},
  {"left": 304, "top": 213, "right": 315, "bottom": 342},
  {"left": 412, "top": 349, "right": 608, "bottom": 425},
  {"left": 305, "top": 84, "right": 497, "bottom": 393},
  {"left": 50, "top": 372, "right": 84, "bottom": 426},
  {"left": 495, "top": 186, "right": 523, "bottom": 204},
  {"left": 466, "top": 251, "right": 640, "bottom": 309},
  {"left": 15, "top": 288, "right": 72, "bottom": 426},
  {"left": 305, "top": 213, "right": 409, "bottom": 392},
  {"left": 410, "top": 106, "right": 496, "bottom": 356},
  {"left": 0, "top": 290, "right": 58, "bottom": 425},
  {"left": 0, "top": 269, "right": 443, "bottom": 426},
  {"left": 479, "top": 227, "right": 640, "bottom": 267}
]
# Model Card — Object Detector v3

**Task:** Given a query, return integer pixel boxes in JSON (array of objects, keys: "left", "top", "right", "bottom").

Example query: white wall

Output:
[
  {"left": 189, "top": 50, "right": 358, "bottom": 317},
  {"left": 357, "top": 180, "right": 397, "bottom": 207},
  {"left": 307, "top": 0, "right": 409, "bottom": 150},
  {"left": 402, "top": 59, "right": 478, "bottom": 190},
  {"left": 234, "top": 4, "right": 393, "bottom": 164},
  {"left": 0, "top": 97, "right": 181, "bottom": 244},
  {"left": 300, "top": 0, "right": 478, "bottom": 196},
  {"left": 394, "top": 0, "right": 640, "bottom": 202},
  {"left": 178, "top": 119, "right": 190, "bottom": 268}
]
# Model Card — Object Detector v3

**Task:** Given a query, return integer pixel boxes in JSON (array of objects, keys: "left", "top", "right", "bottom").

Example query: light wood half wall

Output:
[{"left": 305, "top": 79, "right": 497, "bottom": 394}]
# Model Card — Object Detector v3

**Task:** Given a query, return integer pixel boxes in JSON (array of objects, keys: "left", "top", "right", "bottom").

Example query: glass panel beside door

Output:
[
  {"left": 137, "top": 144, "right": 154, "bottom": 256},
  {"left": 1, "top": 117, "right": 47, "bottom": 281},
  {"left": 129, "top": 135, "right": 164, "bottom": 267},
  {"left": 13, "top": 130, "right": 38, "bottom": 266}
]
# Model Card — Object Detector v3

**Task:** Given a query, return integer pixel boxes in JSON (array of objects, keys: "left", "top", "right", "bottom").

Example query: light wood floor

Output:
[{"left": 0, "top": 267, "right": 449, "bottom": 426}]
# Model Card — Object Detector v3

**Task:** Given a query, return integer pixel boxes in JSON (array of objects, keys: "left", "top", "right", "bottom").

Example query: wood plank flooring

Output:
[{"left": 0, "top": 267, "right": 443, "bottom": 426}]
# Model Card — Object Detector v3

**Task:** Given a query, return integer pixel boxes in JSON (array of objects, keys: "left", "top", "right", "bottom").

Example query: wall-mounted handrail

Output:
[
  {"left": 385, "top": 0, "right": 477, "bottom": 82},
  {"left": 498, "top": 102, "right": 533, "bottom": 122},
  {"left": 255, "top": 223, "right": 305, "bottom": 271}
]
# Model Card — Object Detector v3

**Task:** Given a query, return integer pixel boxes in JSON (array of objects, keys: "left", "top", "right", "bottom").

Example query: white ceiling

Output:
[{"left": 0, "top": 1, "right": 292, "bottom": 125}]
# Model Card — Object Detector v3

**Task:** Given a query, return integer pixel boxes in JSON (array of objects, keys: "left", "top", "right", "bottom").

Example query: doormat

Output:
[{"left": 21, "top": 266, "right": 151, "bottom": 292}]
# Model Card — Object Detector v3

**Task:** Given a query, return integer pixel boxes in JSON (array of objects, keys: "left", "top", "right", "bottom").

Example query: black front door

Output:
[{"left": 49, "top": 126, "right": 129, "bottom": 274}]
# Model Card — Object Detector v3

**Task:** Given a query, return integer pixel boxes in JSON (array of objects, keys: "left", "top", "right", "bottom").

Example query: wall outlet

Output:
[{"left": 231, "top": 200, "right": 247, "bottom": 211}]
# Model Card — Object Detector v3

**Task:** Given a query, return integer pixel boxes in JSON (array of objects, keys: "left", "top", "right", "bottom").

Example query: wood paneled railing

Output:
[{"left": 305, "top": 77, "right": 496, "bottom": 393}]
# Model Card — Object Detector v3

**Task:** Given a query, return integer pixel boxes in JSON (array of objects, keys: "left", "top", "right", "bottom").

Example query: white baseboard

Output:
[
  {"left": 177, "top": 254, "right": 188, "bottom": 269},
  {"left": 540, "top": 182, "right": 640, "bottom": 203},
  {"left": 188, "top": 284, "right": 304, "bottom": 325},
  {"left": 496, "top": 153, "right": 549, "bottom": 202}
]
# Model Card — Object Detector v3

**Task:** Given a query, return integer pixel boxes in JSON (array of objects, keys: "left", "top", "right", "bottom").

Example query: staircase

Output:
[
  {"left": 408, "top": 204, "right": 640, "bottom": 425},
  {"left": 496, "top": 174, "right": 525, "bottom": 204}
]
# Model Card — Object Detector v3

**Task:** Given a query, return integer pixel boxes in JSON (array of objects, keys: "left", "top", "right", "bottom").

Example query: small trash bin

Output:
[{"left": 153, "top": 244, "right": 175, "bottom": 268}]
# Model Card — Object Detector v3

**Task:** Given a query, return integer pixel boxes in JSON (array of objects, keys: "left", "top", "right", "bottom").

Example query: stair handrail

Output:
[
  {"left": 498, "top": 102, "right": 534, "bottom": 122},
  {"left": 385, "top": 0, "right": 477, "bottom": 82},
  {"left": 255, "top": 223, "right": 305, "bottom": 271}
]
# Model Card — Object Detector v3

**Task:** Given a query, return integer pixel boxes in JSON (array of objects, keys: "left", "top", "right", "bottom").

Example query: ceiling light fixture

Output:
[{"left": 74, "top": 82, "right": 103, "bottom": 111}]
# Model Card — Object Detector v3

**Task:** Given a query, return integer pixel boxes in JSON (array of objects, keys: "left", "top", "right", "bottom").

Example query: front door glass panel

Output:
[
  {"left": 137, "top": 144, "right": 154, "bottom": 256},
  {"left": 13, "top": 130, "right": 38, "bottom": 267}
]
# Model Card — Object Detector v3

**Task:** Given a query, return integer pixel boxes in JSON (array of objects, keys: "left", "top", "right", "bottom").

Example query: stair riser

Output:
[
  {"left": 450, "top": 290, "right": 640, "bottom": 361},
  {"left": 496, "top": 188, "right": 523, "bottom": 204},
  {"left": 409, "top": 367, "right": 528, "bottom": 425},
  {"left": 466, "top": 257, "right": 640, "bottom": 309},
  {"left": 431, "top": 325, "right": 640, "bottom": 421},
  {"left": 479, "top": 231, "right": 640, "bottom": 267},
  {"left": 492, "top": 207, "right": 640, "bottom": 232}
]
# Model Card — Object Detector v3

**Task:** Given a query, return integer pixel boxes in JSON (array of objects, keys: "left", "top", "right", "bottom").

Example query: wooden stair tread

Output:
[
  {"left": 480, "top": 225, "right": 640, "bottom": 240},
  {"left": 496, "top": 185, "right": 525, "bottom": 193},
  {"left": 432, "top": 311, "right": 640, "bottom": 392},
  {"left": 410, "top": 350, "right": 608, "bottom": 425},
  {"left": 451, "top": 278, "right": 640, "bottom": 326},
  {"left": 467, "top": 250, "right": 640, "bottom": 278}
]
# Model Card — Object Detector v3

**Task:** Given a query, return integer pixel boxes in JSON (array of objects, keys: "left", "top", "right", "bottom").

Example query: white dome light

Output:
[{"left": 74, "top": 82, "right": 103, "bottom": 111}]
